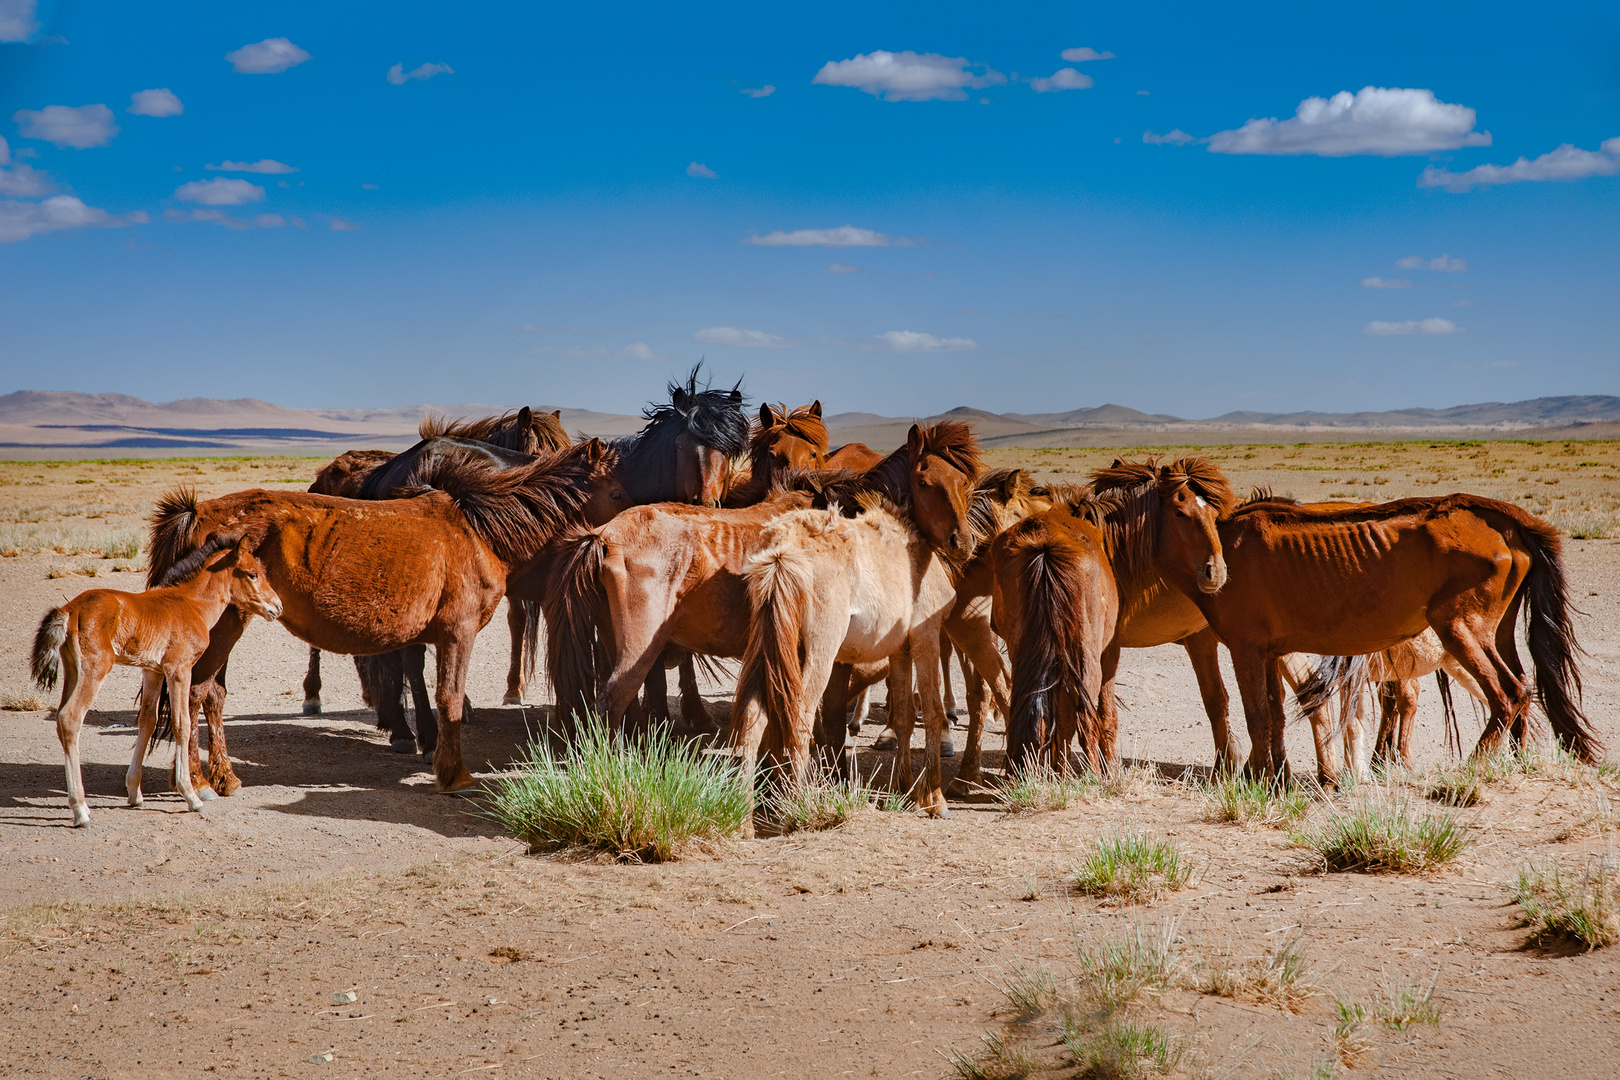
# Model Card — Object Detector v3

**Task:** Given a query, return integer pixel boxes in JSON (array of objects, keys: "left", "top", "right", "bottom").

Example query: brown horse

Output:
[
  {"left": 996, "top": 460, "right": 1231, "bottom": 775},
  {"left": 1166, "top": 494, "right": 1598, "bottom": 780},
  {"left": 420, "top": 406, "right": 569, "bottom": 455},
  {"left": 612, "top": 366, "right": 751, "bottom": 508},
  {"left": 154, "top": 439, "right": 623, "bottom": 796},
  {"left": 30, "top": 534, "right": 282, "bottom": 826},
  {"left": 824, "top": 441, "right": 884, "bottom": 472},
  {"left": 723, "top": 401, "right": 829, "bottom": 506},
  {"left": 540, "top": 422, "right": 983, "bottom": 736}
]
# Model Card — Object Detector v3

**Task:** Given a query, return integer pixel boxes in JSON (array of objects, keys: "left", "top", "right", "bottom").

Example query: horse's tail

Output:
[
  {"left": 31, "top": 608, "right": 67, "bottom": 692},
  {"left": 1001, "top": 528, "right": 1094, "bottom": 771},
  {"left": 520, "top": 600, "right": 542, "bottom": 693},
  {"left": 1517, "top": 516, "right": 1600, "bottom": 761},
  {"left": 736, "top": 542, "right": 816, "bottom": 760},
  {"left": 1294, "top": 654, "right": 1370, "bottom": 723},
  {"left": 540, "top": 532, "right": 609, "bottom": 728},
  {"left": 1434, "top": 669, "right": 1460, "bottom": 756},
  {"left": 147, "top": 487, "right": 200, "bottom": 589}
]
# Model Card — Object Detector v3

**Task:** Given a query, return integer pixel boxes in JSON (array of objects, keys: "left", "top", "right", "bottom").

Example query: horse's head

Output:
[
  {"left": 215, "top": 539, "right": 282, "bottom": 622},
  {"left": 1155, "top": 460, "right": 1231, "bottom": 594},
  {"left": 754, "top": 401, "right": 828, "bottom": 477},
  {"left": 972, "top": 469, "right": 1053, "bottom": 543},
  {"left": 576, "top": 438, "right": 629, "bottom": 525},
  {"left": 906, "top": 421, "right": 982, "bottom": 559},
  {"left": 526, "top": 407, "right": 570, "bottom": 454},
  {"left": 664, "top": 370, "right": 748, "bottom": 506}
]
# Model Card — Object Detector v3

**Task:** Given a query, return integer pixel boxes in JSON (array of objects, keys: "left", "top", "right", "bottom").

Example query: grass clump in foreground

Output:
[
  {"left": 1513, "top": 857, "right": 1620, "bottom": 950},
  {"left": 1074, "top": 918, "right": 1183, "bottom": 1009},
  {"left": 1063, "top": 1017, "right": 1181, "bottom": 1079},
  {"left": 484, "top": 715, "right": 748, "bottom": 862},
  {"left": 1202, "top": 930, "right": 1318, "bottom": 1013},
  {"left": 1073, "top": 832, "right": 1198, "bottom": 903},
  {"left": 2, "top": 688, "right": 53, "bottom": 711},
  {"left": 1291, "top": 794, "right": 1469, "bottom": 873},
  {"left": 766, "top": 773, "right": 876, "bottom": 834},
  {"left": 996, "top": 763, "right": 1102, "bottom": 812},
  {"left": 1202, "top": 774, "right": 1312, "bottom": 828}
]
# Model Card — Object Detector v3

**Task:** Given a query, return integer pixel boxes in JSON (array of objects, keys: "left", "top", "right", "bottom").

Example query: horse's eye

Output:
[
  {"left": 612, "top": 491, "right": 624, "bottom": 501},
  {"left": 246, "top": 571, "right": 258, "bottom": 579}
]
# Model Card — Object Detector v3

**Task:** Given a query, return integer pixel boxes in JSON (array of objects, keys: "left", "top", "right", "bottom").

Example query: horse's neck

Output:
[{"left": 165, "top": 572, "right": 234, "bottom": 627}]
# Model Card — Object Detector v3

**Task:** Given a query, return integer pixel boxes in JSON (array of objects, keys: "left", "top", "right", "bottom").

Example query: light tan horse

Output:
[
  {"left": 29, "top": 534, "right": 282, "bottom": 826},
  {"left": 732, "top": 498, "right": 959, "bottom": 830}
]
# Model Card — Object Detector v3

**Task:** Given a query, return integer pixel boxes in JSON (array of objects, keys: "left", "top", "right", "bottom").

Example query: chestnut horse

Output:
[
  {"left": 153, "top": 439, "right": 622, "bottom": 795},
  {"left": 541, "top": 421, "right": 982, "bottom": 737},
  {"left": 1167, "top": 494, "right": 1598, "bottom": 780},
  {"left": 995, "top": 460, "right": 1230, "bottom": 775},
  {"left": 30, "top": 533, "right": 282, "bottom": 826}
]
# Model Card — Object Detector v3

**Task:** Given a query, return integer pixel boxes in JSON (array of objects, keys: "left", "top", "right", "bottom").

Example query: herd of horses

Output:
[{"left": 28, "top": 367, "right": 1601, "bottom": 828}]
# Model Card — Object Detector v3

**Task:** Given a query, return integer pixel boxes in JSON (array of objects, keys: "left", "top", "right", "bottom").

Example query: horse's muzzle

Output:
[{"left": 1198, "top": 557, "right": 1227, "bottom": 594}]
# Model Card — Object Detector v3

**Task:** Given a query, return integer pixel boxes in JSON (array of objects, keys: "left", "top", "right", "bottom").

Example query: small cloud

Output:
[
  {"left": 1418, "top": 136, "right": 1620, "bottom": 192},
  {"left": 1208, "top": 87, "right": 1490, "bottom": 157},
  {"left": 361, "top": 183, "right": 379, "bottom": 190},
  {"left": 328, "top": 218, "right": 359, "bottom": 232},
  {"left": 128, "top": 88, "right": 183, "bottom": 117},
  {"left": 1361, "top": 277, "right": 1414, "bottom": 289},
  {"left": 1136, "top": 89, "right": 1151, "bottom": 96},
  {"left": 869, "top": 330, "right": 976, "bottom": 352},
  {"left": 1450, "top": 298, "right": 1474, "bottom": 308},
  {"left": 812, "top": 50, "right": 1005, "bottom": 102},
  {"left": 1395, "top": 253, "right": 1467, "bottom": 272},
  {"left": 747, "top": 225, "right": 907, "bottom": 247},
  {"left": 741, "top": 85, "right": 776, "bottom": 98},
  {"left": 1143, "top": 128, "right": 1197, "bottom": 145},
  {"left": 0, "top": 194, "right": 146, "bottom": 244},
  {"left": 686, "top": 161, "right": 718, "bottom": 178},
  {"left": 517, "top": 323, "right": 592, "bottom": 333},
  {"left": 1029, "top": 69, "right": 1093, "bottom": 93},
  {"left": 1362, "top": 318, "right": 1462, "bottom": 336},
  {"left": 532, "top": 342, "right": 664, "bottom": 361},
  {"left": 1060, "top": 47, "right": 1116, "bottom": 62},
  {"left": 165, "top": 207, "right": 251, "bottom": 229},
  {"left": 254, "top": 214, "right": 285, "bottom": 228},
  {"left": 386, "top": 61, "right": 453, "bottom": 85},
  {"left": 0, "top": 139, "right": 55, "bottom": 196},
  {"left": 824, "top": 263, "right": 861, "bottom": 274},
  {"left": 0, "top": 0, "right": 41, "bottom": 43},
  {"left": 206, "top": 159, "right": 298, "bottom": 174},
  {"left": 175, "top": 178, "right": 265, "bottom": 206},
  {"left": 227, "top": 38, "right": 311, "bottom": 75},
  {"left": 12, "top": 104, "right": 119, "bottom": 149},
  {"left": 693, "top": 326, "right": 791, "bottom": 348}
]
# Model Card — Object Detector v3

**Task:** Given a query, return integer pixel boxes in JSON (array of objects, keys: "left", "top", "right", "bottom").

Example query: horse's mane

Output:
[
  {"left": 827, "top": 420, "right": 984, "bottom": 513},
  {"left": 612, "top": 365, "right": 750, "bottom": 500},
  {"left": 753, "top": 403, "right": 828, "bottom": 458},
  {"left": 400, "top": 440, "right": 620, "bottom": 566},
  {"left": 1084, "top": 456, "right": 1235, "bottom": 599},
  {"left": 420, "top": 408, "right": 569, "bottom": 454},
  {"left": 148, "top": 487, "right": 201, "bottom": 589},
  {"left": 1091, "top": 455, "right": 1237, "bottom": 516},
  {"left": 150, "top": 529, "right": 242, "bottom": 588}
]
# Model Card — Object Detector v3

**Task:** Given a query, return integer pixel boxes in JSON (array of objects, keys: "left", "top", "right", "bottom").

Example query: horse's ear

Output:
[
  {"left": 906, "top": 423, "right": 924, "bottom": 456},
  {"left": 1007, "top": 469, "right": 1031, "bottom": 497},
  {"left": 759, "top": 402, "right": 776, "bottom": 426},
  {"left": 518, "top": 406, "right": 533, "bottom": 426},
  {"left": 729, "top": 388, "right": 743, "bottom": 404},
  {"left": 551, "top": 409, "right": 561, "bottom": 420},
  {"left": 810, "top": 400, "right": 822, "bottom": 418},
  {"left": 585, "top": 437, "right": 605, "bottom": 463},
  {"left": 1111, "top": 458, "right": 1124, "bottom": 468},
  {"left": 672, "top": 387, "right": 689, "bottom": 411}
]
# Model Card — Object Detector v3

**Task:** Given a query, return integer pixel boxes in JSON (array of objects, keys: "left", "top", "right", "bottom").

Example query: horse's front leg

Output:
[
  {"left": 819, "top": 662, "right": 854, "bottom": 781},
  {"left": 502, "top": 598, "right": 528, "bottom": 706},
  {"left": 909, "top": 629, "right": 949, "bottom": 818},
  {"left": 404, "top": 644, "right": 436, "bottom": 756},
  {"left": 431, "top": 632, "right": 478, "bottom": 793},
  {"left": 1263, "top": 656, "right": 1292, "bottom": 784},
  {"left": 166, "top": 669, "right": 207, "bottom": 812},
  {"left": 887, "top": 647, "right": 917, "bottom": 800},
  {"left": 198, "top": 669, "right": 239, "bottom": 795},
  {"left": 302, "top": 646, "right": 323, "bottom": 715},
  {"left": 1182, "top": 629, "right": 1238, "bottom": 774},
  {"left": 1229, "top": 646, "right": 1278, "bottom": 780},
  {"left": 675, "top": 652, "right": 714, "bottom": 733}
]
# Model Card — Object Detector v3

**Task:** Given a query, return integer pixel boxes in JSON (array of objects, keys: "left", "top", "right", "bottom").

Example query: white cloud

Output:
[
  {"left": 1136, "top": 90, "right": 1151, "bottom": 96},
  {"left": 812, "top": 50, "right": 1005, "bottom": 102},
  {"left": 12, "top": 104, "right": 119, "bottom": 149},
  {"left": 747, "top": 225, "right": 906, "bottom": 247},
  {"left": 166, "top": 207, "right": 250, "bottom": 229},
  {"left": 686, "top": 161, "right": 717, "bottom": 178},
  {"left": 0, "top": 0, "right": 39, "bottom": 43},
  {"left": 533, "top": 342, "right": 663, "bottom": 361},
  {"left": 207, "top": 159, "right": 298, "bottom": 174},
  {"left": 361, "top": 183, "right": 379, "bottom": 189},
  {"left": 1362, "top": 318, "right": 1462, "bottom": 336},
  {"left": 693, "top": 326, "right": 790, "bottom": 348},
  {"left": 870, "top": 330, "right": 976, "bottom": 352},
  {"left": 1143, "top": 128, "right": 1196, "bottom": 145},
  {"left": 1418, "top": 136, "right": 1620, "bottom": 192},
  {"left": 128, "top": 89, "right": 183, "bottom": 117},
  {"left": 226, "top": 38, "right": 310, "bottom": 75},
  {"left": 175, "top": 178, "right": 265, "bottom": 206},
  {"left": 255, "top": 214, "right": 285, "bottom": 228},
  {"left": 825, "top": 263, "right": 861, "bottom": 274},
  {"left": 1208, "top": 87, "right": 1490, "bottom": 157},
  {"left": 741, "top": 85, "right": 776, "bottom": 98},
  {"left": 1060, "top": 47, "right": 1115, "bottom": 62},
  {"left": 1361, "top": 277, "right": 1414, "bottom": 289},
  {"left": 329, "top": 218, "right": 359, "bottom": 231},
  {"left": 1395, "top": 253, "right": 1467, "bottom": 272},
  {"left": 1029, "top": 69, "right": 1093, "bottom": 93},
  {"left": 386, "top": 62, "right": 453, "bottom": 85},
  {"left": 0, "top": 136, "right": 54, "bottom": 196},
  {"left": 0, "top": 195, "right": 147, "bottom": 243}
]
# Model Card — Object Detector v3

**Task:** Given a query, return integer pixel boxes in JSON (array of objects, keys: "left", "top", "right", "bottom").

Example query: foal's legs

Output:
[
  {"left": 1182, "top": 630, "right": 1238, "bottom": 773},
  {"left": 166, "top": 669, "right": 207, "bottom": 813},
  {"left": 430, "top": 632, "right": 479, "bottom": 792},
  {"left": 54, "top": 639, "right": 105, "bottom": 827},
  {"left": 302, "top": 647, "right": 323, "bottom": 715},
  {"left": 128, "top": 669, "right": 163, "bottom": 813}
]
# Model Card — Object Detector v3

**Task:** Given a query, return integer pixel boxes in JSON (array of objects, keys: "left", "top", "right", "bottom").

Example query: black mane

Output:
[{"left": 612, "top": 364, "right": 750, "bottom": 502}]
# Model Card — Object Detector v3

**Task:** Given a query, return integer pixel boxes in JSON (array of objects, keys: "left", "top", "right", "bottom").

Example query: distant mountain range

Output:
[{"left": 0, "top": 390, "right": 1616, "bottom": 458}]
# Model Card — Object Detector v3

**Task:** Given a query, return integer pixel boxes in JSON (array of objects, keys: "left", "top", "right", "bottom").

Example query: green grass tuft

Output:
[
  {"left": 996, "top": 764, "right": 1101, "bottom": 813},
  {"left": 1063, "top": 1017, "right": 1180, "bottom": 1079},
  {"left": 765, "top": 774, "right": 874, "bottom": 834},
  {"left": 1073, "top": 919, "right": 1182, "bottom": 1009},
  {"left": 1514, "top": 857, "right": 1620, "bottom": 950},
  {"left": 1203, "top": 930, "right": 1318, "bottom": 1012},
  {"left": 483, "top": 714, "right": 749, "bottom": 862},
  {"left": 1375, "top": 975, "right": 1444, "bottom": 1030},
  {"left": 1291, "top": 795, "right": 1470, "bottom": 873},
  {"left": 1073, "top": 832, "right": 1197, "bottom": 903},
  {"left": 1202, "top": 774, "right": 1312, "bottom": 828}
]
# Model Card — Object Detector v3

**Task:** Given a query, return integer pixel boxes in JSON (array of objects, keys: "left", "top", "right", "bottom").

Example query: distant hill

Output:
[{"left": 0, "top": 390, "right": 1615, "bottom": 458}]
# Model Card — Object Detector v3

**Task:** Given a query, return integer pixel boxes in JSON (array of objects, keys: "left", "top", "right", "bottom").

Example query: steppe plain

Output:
[{"left": 2, "top": 438, "right": 1619, "bottom": 1078}]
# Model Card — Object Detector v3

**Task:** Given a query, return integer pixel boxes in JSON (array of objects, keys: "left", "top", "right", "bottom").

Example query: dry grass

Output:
[
  {"left": 1, "top": 688, "right": 52, "bottom": 711},
  {"left": 1514, "top": 857, "right": 1620, "bottom": 950},
  {"left": 1202, "top": 929, "right": 1319, "bottom": 1012},
  {"left": 1291, "top": 791, "right": 1470, "bottom": 873}
]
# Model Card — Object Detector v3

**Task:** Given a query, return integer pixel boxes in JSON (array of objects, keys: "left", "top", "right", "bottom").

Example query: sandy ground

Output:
[{"left": 1, "top": 446, "right": 1619, "bottom": 1078}]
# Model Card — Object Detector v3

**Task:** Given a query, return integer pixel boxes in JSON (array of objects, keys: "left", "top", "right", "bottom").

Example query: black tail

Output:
[
  {"left": 540, "top": 532, "right": 609, "bottom": 729},
  {"left": 31, "top": 608, "right": 67, "bottom": 692},
  {"left": 1293, "top": 654, "right": 1371, "bottom": 728},
  {"left": 1434, "top": 670, "right": 1460, "bottom": 756},
  {"left": 1518, "top": 518, "right": 1600, "bottom": 761}
]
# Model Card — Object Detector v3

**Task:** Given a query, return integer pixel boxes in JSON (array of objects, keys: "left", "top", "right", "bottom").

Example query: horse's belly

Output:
[{"left": 837, "top": 607, "right": 907, "bottom": 665}]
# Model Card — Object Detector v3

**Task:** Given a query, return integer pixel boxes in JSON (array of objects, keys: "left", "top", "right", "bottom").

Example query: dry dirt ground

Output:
[{"left": 1, "top": 444, "right": 1619, "bottom": 1079}]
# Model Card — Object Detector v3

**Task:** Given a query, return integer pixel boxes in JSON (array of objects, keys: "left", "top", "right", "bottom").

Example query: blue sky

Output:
[{"left": 1, "top": 1, "right": 1616, "bottom": 417}]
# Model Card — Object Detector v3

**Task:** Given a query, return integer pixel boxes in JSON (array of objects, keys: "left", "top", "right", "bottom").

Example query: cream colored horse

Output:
[{"left": 731, "top": 500, "right": 957, "bottom": 832}]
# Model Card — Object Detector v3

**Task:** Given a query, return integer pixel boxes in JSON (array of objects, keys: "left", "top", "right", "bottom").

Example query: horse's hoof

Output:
[
  {"left": 501, "top": 695, "right": 524, "bottom": 707},
  {"left": 302, "top": 701, "right": 322, "bottom": 716},
  {"left": 391, "top": 739, "right": 417, "bottom": 755},
  {"left": 213, "top": 775, "right": 242, "bottom": 797},
  {"left": 945, "top": 777, "right": 975, "bottom": 799},
  {"left": 873, "top": 732, "right": 899, "bottom": 751},
  {"left": 439, "top": 770, "right": 478, "bottom": 794},
  {"left": 420, "top": 747, "right": 435, "bottom": 762},
  {"left": 926, "top": 802, "right": 951, "bottom": 819},
  {"left": 71, "top": 808, "right": 90, "bottom": 828},
  {"left": 196, "top": 786, "right": 219, "bottom": 802},
  {"left": 941, "top": 737, "right": 956, "bottom": 758}
]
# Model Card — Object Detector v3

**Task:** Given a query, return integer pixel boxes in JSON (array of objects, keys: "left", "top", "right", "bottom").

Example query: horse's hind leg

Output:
[
  {"left": 55, "top": 640, "right": 104, "bottom": 827},
  {"left": 1494, "top": 591, "right": 1535, "bottom": 747},
  {"left": 129, "top": 669, "right": 163, "bottom": 814},
  {"left": 370, "top": 652, "right": 416, "bottom": 754},
  {"left": 887, "top": 648, "right": 918, "bottom": 801},
  {"left": 1431, "top": 616, "right": 1523, "bottom": 760},
  {"left": 1183, "top": 630, "right": 1237, "bottom": 774},
  {"left": 1383, "top": 678, "right": 1419, "bottom": 768},
  {"left": 675, "top": 652, "right": 714, "bottom": 733},
  {"left": 302, "top": 647, "right": 323, "bottom": 715},
  {"left": 502, "top": 598, "right": 528, "bottom": 706},
  {"left": 404, "top": 645, "right": 436, "bottom": 756}
]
